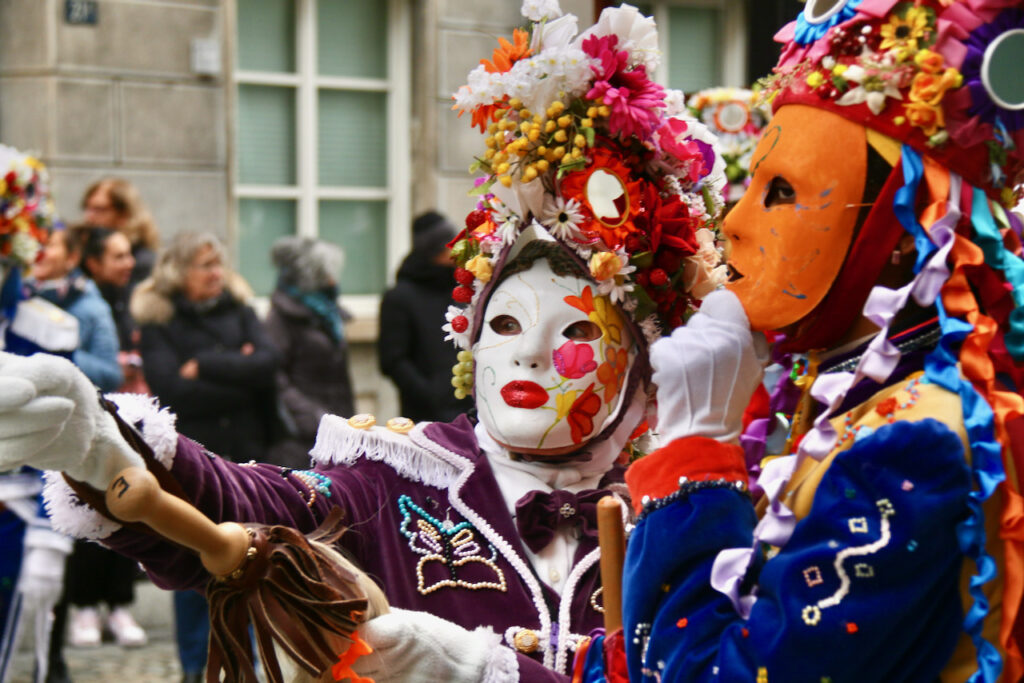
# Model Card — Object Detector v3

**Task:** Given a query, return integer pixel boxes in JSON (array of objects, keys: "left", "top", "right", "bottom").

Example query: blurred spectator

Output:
[
  {"left": 379, "top": 211, "right": 471, "bottom": 423},
  {"left": 60, "top": 224, "right": 147, "bottom": 653},
  {"left": 81, "top": 178, "right": 159, "bottom": 286},
  {"left": 130, "top": 232, "right": 277, "bottom": 683},
  {"left": 26, "top": 226, "right": 122, "bottom": 682},
  {"left": 264, "top": 236, "right": 355, "bottom": 469},
  {"left": 76, "top": 225, "right": 147, "bottom": 393},
  {"left": 27, "top": 228, "right": 121, "bottom": 392}
]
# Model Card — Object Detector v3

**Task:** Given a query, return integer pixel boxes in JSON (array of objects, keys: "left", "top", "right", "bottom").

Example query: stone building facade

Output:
[{"left": 0, "top": 0, "right": 779, "bottom": 420}]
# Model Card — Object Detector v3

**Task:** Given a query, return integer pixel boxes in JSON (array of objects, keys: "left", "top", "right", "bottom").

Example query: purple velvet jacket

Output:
[{"left": 101, "top": 413, "right": 624, "bottom": 679}]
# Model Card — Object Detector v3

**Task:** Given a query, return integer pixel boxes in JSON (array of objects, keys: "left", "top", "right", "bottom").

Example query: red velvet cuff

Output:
[{"left": 625, "top": 436, "right": 746, "bottom": 515}]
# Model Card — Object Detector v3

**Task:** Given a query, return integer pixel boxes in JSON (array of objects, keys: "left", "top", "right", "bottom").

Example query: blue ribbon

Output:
[
  {"left": 969, "top": 188, "right": 1024, "bottom": 360},
  {"left": 792, "top": 0, "right": 864, "bottom": 46},
  {"left": 894, "top": 147, "right": 1004, "bottom": 682}
]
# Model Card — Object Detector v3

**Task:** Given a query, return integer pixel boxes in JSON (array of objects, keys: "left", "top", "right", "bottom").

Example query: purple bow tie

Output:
[{"left": 514, "top": 488, "right": 607, "bottom": 554}]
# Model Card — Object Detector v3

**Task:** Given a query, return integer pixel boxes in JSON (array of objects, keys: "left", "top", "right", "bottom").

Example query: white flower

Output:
[
  {"left": 576, "top": 4, "right": 660, "bottom": 72},
  {"left": 522, "top": 0, "right": 562, "bottom": 23},
  {"left": 530, "top": 13, "right": 577, "bottom": 53},
  {"left": 540, "top": 196, "right": 585, "bottom": 241},
  {"left": 442, "top": 304, "right": 474, "bottom": 349},
  {"left": 595, "top": 252, "right": 637, "bottom": 304},
  {"left": 662, "top": 89, "right": 687, "bottom": 118},
  {"left": 518, "top": 46, "right": 594, "bottom": 113},
  {"left": 491, "top": 200, "right": 522, "bottom": 246},
  {"left": 8, "top": 230, "right": 40, "bottom": 268},
  {"left": 836, "top": 65, "right": 902, "bottom": 115}
]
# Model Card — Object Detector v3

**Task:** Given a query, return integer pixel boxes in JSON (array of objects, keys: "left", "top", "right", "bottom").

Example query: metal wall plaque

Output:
[{"left": 64, "top": 0, "right": 98, "bottom": 25}]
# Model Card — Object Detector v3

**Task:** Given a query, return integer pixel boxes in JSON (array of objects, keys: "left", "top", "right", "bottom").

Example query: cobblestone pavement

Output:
[{"left": 9, "top": 629, "right": 182, "bottom": 683}]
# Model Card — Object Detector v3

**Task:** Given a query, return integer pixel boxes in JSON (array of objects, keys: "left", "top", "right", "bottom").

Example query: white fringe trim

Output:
[
  {"left": 106, "top": 393, "right": 178, "bottom": 469},
  {"left": 42, "top": 470, "right": 122, "bottom": 540},
  {"left": 309, "top": 415, "right": 459, "bottom": 489},
  {"left": 480, "top": 627, "right": 519, "bottom": 683}
]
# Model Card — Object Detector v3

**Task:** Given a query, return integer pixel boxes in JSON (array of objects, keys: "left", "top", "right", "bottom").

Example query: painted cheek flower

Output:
[
  {"left": 596, "top": 347, "right": 629, "bottom": 404},
  {"left": 552, "top": 340, "right": 598, "bottom": 379},
  {"left": 555, "top": 389, "right": 578, "bottom": 420},
  {"left": 590, "top": 294, "right": 625, "bottom": 345},
  {"left": 564, "top": 284, "right": 596, "bottom": 315},
  {"left": 567, "top": 383, "right": 602, "bottom": 443}
]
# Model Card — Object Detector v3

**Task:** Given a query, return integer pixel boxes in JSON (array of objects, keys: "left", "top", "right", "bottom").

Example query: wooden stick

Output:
[
  {"left": 105, "top": 467, "right": 250, "bottom": 578},
  {"left": 597, "top": 495, "right": 626, "bottom": 633}
]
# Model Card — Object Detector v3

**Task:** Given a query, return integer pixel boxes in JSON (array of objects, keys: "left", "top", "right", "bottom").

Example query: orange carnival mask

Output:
[{"left": 724, "top": 105, "right": 869, "bottom": 332}]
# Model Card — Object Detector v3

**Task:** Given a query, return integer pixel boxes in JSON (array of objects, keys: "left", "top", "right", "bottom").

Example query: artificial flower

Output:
[
  {"left": 560, "top": 148, "right": 643, "bottom": 250},
  {"left": 656, "top": 118, "right": 706, "bottom": 182},
  {"left": 566, "top": 383, "right": 602, "bottom": 443},
  {"left": 682, "top": 228, "right": 728, "bottom": 299},
  {"left": 913, "top": 48, "right": 944, "bottom": 74},
  {"left": 553, "top": 340, "right": 598, "bottom": 379},
  {"left": 482, "top": 29, "right": 532, "bottom": 74},
  {"left": 465, "top": 254, "right": 493, "bottom": 282},
  {"left": 904, "top": 101, "right": 944, "bottom": 136},
  {"left": 540, "top": 196, "right": 586, "bottom": 241},
  {"left": 878, "top": 5, "right": 933, "bottom": 58},
  {"left": 589, "top": 251, "right": 622, "bottom": 281},
  {"left": 836, "top": 64, "right": 904, "bottom": 115},
  {"left": 908, "top": 68, "right": 962, "bottom": 107},
  {"left": 594, "top": 252, "right": 636, "bottom": 304},
  {"left": 575, "top": 3, "right": 660, "bottom": 72},
  {"left": 442, "top": 304, "right": 474, "bottom": 349},
  {"left": 521, "top": 0, "right": 562, "bottom": 23},
  {"left": 582, "top": 34, "right": 666, "bottom": 140}
]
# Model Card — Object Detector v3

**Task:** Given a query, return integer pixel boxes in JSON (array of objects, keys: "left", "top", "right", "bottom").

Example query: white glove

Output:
[
  {"left": 651, "top": 289, "right": 769, "bottom": 444},
  {"left": 16, "top": 545, "right": 66, "bottom": 611},
  {"left": 351, "top": 608, "right": 518, "bottom": 683},
  {"left": 0, "top": 352, "right": 143, "bottom": 489}
]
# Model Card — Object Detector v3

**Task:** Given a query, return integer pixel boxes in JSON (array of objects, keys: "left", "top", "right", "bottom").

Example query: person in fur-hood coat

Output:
[{"left": 130, "top": 231, "right": 278, "bottom": 463}]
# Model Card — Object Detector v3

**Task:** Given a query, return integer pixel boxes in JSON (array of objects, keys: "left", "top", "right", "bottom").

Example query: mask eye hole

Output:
[
  {"left": 562, "top": 320, "right": 602, "bottom": 342},
  {"left": 489, "top": 314, "right": 522, "bottom": 336},
  {"left": 764, "top": 176, "right": 796, "bottom": 208}
]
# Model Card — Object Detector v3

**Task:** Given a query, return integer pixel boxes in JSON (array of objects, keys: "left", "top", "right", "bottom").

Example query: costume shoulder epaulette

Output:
[{"left": 310, "top": 413, "right": 459, "bottom": 489}]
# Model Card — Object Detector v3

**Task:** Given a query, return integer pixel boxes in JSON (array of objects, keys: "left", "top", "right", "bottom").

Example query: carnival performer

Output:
[
  {"left": 575, "top": 1, "right": 1024, "bottom": 681},
  {"left": 0, "top": 3, "right": 731, "bottom": 680},
  {"left": 0, "top": 145, "right": 77, "bottom": 683}
]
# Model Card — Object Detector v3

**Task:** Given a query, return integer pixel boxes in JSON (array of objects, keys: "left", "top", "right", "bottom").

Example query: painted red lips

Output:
[{"left": 500, "top": 381, "right": 548, "bottom": 409}]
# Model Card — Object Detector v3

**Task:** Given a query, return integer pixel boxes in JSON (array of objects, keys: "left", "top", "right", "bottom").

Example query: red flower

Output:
[
  {"left": 875, "top": 397, "right": 898, "bottom": 416},
  {"left": 567, "top": 383, "right": 602, "bottom": 444},
  {"left": 553, "top": 341, "right": 598, "bottom": 380}
]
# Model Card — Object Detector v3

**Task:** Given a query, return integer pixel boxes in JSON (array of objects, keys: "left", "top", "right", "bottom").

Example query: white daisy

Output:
[
  {"left": 540, "top": 196, "right": 585, "bottom": 241},
  {"left": 595, "top": 252, "right": 637, "bottom": 304},
  {"left": 442, "top": 304, "right": 474, "bottom": 349}
]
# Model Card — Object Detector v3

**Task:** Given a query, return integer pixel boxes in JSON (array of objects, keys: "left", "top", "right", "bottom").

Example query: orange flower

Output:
[
  {"left": 481, "top": 29, "right": 531, "bottom": 74},
  {"left": 904, "top": 101, "right": 944, "bottom": 136},
  {"left": 596, "top": 347, "right": 630, "bottom": 404},
  {"left": 909, "top": 68, "right": 962, "bottom": 107},
  {"left": 567, "top": 383, "right": 602, "bottom": 443},
  {"left": 560, "top": 148, "right": 643, "bottom": 251},
  {"left": 564, "top": 285, "right": 596, "bottom": 315},
  {"left": 589, "top": 252, "right": 621, "bottom": 281},
  {"left": 913, "top": 49, "right": 944, "bottom": 75}
]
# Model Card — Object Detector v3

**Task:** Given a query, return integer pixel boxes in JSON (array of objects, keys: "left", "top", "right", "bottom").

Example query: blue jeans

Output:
[{"left": 173, "top": 590, "right": 210, "bottom": 675}]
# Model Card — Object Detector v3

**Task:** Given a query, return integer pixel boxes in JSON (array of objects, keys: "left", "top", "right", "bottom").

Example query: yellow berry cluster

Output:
[
  {"left": 482, "top": 99, "right": 608, "bottom": 187},
  {"left": 451, "top": 350, "right": 475, "bottom": 400}
]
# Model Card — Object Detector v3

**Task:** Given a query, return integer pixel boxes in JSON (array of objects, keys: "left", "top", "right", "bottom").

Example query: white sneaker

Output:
[
  {"left": 69, "top": 607, "right": 101, "bottom": 648},
  {"left": 107, "top": 607, "right": 147, "bottom": 648}
]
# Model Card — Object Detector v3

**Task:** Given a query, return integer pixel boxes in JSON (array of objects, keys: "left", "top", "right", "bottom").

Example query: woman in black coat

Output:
[
  {"left": 130, "top": 232, "right": 278, "bottom": 463},
  {"left": 264, "top": 236, "right": 355, "bottom": 469},
  {"left": 378, "top": 211, "right": 472, "bottom": 423}
]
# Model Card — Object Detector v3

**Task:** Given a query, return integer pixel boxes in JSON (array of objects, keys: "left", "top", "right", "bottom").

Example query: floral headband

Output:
[
  {"left": 445, "top": 2, "right": 729, "bottom": 357},
  {"left": 762, "top": 0, "right": 1024, "bottom": 206}
]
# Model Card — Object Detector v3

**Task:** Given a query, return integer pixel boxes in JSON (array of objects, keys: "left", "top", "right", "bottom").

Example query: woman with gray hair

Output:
[
  {"left": 264, "top": 236, "right": 355, "bottom": 469},
  {"left": 130, "top": 231, "right": 278, "bottom": 683}
]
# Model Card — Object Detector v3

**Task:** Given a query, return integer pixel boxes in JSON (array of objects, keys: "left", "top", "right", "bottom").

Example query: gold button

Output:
[
  {"left": 385, "top": 416, "right": 415, "bottom": 434},
  {"left": 513, "top": 628, "right": 539, "bottom": 653},
  {"left": 347, "top": 414, "right": 376, "bottom": 430}
]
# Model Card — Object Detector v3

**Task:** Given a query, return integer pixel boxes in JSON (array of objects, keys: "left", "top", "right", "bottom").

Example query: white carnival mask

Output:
[{"left": 474, "top": 258, "right": 636, "bottom": 455}]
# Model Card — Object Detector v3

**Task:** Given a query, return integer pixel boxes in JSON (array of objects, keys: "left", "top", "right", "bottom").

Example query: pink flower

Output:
[
  {"left": 582, "top": 34, "right": 665, "bottom": 140},
  {"left": 656, "top": 119, "right": 706, "bottom": 183},
  {"left": 553, "top": 340, "right": 598, "bottom": 379}
]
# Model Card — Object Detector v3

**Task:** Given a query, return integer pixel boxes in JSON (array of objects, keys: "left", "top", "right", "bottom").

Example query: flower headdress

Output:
[
  {"left": 0, "top": 144, "right": 53, "bottom": 271},
  {"left": 763, "top": 0, "right": 1024, "bottom": 204},
  {"left": 447, "top": 2, "right": 728, "bottom": 357},
  {"left": 687, "top": 87, "right": 771, "bottom": 202},
  {"left": 754, "top": 2, "right": 1024, "bottom": 677}
]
